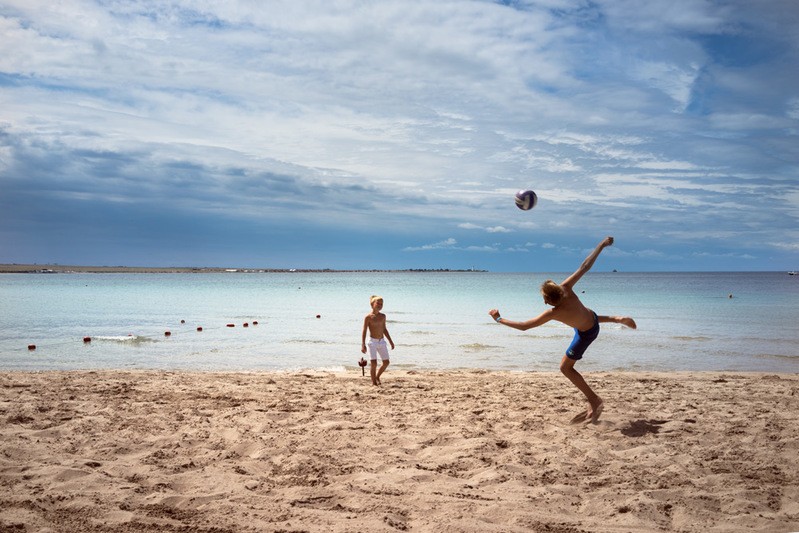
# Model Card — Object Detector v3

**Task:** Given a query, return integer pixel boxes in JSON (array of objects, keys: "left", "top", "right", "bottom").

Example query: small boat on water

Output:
[{"left": 789, "top": 271, "right": 797, "bottom": 276}]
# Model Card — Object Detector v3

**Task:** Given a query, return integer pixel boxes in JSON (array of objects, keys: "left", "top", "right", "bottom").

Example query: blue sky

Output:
[{"left": 1, "top": 0, "right": 797, "bottom": 271}]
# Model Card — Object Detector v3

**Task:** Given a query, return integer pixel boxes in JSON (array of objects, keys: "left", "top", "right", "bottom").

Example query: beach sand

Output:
[{"left": 1, "top": 370, "right": 797, "bottom": 532}]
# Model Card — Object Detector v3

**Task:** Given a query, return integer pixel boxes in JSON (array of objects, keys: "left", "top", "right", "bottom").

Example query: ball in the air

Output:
[{"left": 515, "top": 190, "right": 538, "bottom": 210}]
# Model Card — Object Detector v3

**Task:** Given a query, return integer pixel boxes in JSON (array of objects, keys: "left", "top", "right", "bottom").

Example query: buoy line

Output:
[{"left": 24, "top": 319, "right": 261, "bottom": 352}]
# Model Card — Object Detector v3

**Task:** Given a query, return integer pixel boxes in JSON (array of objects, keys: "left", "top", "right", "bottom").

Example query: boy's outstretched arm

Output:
[
  {"left": 489, "top": 308, "right": 554, "bottom": 331},
  {"left": 561, "top": 237, "right": 614, "bottom": 289}
]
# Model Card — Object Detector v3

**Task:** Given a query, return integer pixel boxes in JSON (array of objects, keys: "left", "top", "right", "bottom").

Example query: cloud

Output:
[
  {"left": 767, "top": 242, "right": 799, "bottom": 252},
  {"left": 403, "top": 238, "right": 458, "bottom": 252},
  {"left": 402, "top": 238, "right": 503, "bottom": 254},
  {"left": 1, "top": 0, "right": 798, "bottom": 271},
  {"left": 486, "top": 226, "right": 512, "bottom": 233},
  {"left": 458, "top": 223, "right": 512, "bottom": 233}
]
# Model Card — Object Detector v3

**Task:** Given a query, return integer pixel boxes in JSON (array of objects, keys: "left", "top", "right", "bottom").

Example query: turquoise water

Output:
[{"left": 1, "top": 272, "right": 797, "bottom": 372}]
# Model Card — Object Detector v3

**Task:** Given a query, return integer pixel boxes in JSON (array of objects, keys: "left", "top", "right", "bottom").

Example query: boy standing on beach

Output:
[
  {"left": 361, "top": 295, "right": 395, "bottom": 386},
  {"left": 488, "top": 237, "right": 636, "bottom": 423}
]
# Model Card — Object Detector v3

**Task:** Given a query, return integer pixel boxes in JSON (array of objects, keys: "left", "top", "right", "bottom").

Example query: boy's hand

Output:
[
  {"left": 602, "top": 236, "right": 614, "bottom": 247},
  {"left": 488, "top": 309, "right": 500, "bottom": 320},
  {"left": 361, "top": 345, "right": 367, "bottom": 354},
  {"left": 389, "top": 341, "right": 395, "bottom": 350}
]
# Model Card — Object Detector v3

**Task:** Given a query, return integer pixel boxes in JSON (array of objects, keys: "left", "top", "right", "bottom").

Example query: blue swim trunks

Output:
[{"left": 566, "top": 312, "right": 599, "bottom": 361}]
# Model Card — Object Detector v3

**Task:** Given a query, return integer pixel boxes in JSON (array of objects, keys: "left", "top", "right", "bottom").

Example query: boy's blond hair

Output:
[
  {"left": 540, "top": 280, "right": 564, "bottom": 305},
  {"left": 370, "top": 295, "right": 383, "bottom": 305}
]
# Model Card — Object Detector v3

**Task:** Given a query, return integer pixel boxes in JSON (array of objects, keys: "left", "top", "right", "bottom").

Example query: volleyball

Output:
[{"left": 515, "top": 189, "right": 537, "bottom": 210}]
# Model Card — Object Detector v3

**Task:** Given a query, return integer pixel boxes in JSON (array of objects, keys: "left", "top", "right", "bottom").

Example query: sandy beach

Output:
[{"left": 1, "top": 370, "right": 797, "bottom": 532}]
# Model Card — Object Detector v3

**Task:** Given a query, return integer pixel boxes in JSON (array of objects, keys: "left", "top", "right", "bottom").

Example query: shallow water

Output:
[{"left": 1, "top": 271, "right": 797, "bottom": 372}]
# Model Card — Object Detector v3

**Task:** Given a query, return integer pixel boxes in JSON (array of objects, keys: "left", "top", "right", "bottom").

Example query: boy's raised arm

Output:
[{"left": 561, "top": 237, "right": 614, "bottom": 289}]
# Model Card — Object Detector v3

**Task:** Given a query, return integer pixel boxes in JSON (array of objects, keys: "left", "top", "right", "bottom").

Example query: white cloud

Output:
[
  {"left": 458, "top": 223, "right": 513, "bottom": 233},
  {"left": 768, "top": 242, "right": 799, "bottom": 252},
  {"left": 787, "top": 98, "right": 799, "bottom": 120},
  {"left": 403, "top": 237, "right": 457, "bottom": 252},
  {"left": 629, "top": 60, "right": 700, "bottom": 112},
  {"left": 464, "top": 245, "right": 499, "bottom": 252},
  {"left": 458, "top": 223, "right": 482, "bottom": 230},
  {"left": 486, "top": 226, "right": 512, "bottom": 233},
  {"left": 1, "top": 0, "right": 797, "bottom": 270}
]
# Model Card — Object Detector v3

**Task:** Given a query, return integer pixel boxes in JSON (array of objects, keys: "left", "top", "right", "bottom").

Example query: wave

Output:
[
  {"left": 398, "top": 342, "right": 436, "bottom": 348},
  {"left": 460, "top": 343, "right": 502, "bottom": 352},
  {"left": 287, "top": 365, "right": 348, "bottom": 373},
  {"left": 754, "top": 353, "right": 799, "bottom": 361},
  {"left": 283, "top": 339, "right": 336, "bottom": 345},
  {"left": 94, "top": 335, "right": 157, "bottom": 345}
]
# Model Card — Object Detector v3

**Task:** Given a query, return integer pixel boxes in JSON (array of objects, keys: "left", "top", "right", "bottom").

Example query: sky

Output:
[{"left": 1, "top": 0, "right": 798, "bottom": 272}]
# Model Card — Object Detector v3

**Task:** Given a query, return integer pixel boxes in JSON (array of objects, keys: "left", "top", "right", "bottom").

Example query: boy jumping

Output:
[{"left": 489, "top": 237, "right": 636, "bottom": 423}]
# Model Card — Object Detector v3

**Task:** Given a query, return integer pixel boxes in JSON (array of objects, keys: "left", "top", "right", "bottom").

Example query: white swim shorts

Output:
[{"left": 368, "top": 337, "right": 390, "bottom": 361}]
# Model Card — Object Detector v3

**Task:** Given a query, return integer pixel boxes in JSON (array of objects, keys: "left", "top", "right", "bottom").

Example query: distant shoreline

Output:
[
  {"left": 0, "top": 264, "right": 487, "bottom": 274},
  {"left": 1, "top": 265, "right": 794, "bottom": 274}
]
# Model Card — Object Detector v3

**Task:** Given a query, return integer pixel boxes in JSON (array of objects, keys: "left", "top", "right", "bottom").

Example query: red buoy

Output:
[
  {"left": 252, "top": 321, "right": 258, "bottom": 325},
  {"left": 227, "top": 324, "right": 235, "bottom": 328},
  {"left": 83, "top": 336, "right": 91, "bottom": 343},
  {"left": 28, "top": 344, "right": 36, "bottom": 351},
  {"left": 243, "top": 322, "right": 249, "bottom": 328},
  {"left": 164, "top": 331, "right": 171, "bottom": 337},
  {"left": 316, "top": 314, "right": 321, "bottom": 319},
  {"left": 180, "top": 319, "right": 185, "bottom": 324},
  {"left": 197, "top": 326, "right": 203, "bottom": 332}
]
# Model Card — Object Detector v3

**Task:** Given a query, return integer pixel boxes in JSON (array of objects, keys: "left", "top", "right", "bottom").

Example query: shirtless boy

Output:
[
  {"left": 489, "top": 237, "right": 636, "bottom": 423},
  {"left": 361, "top": 295, "right": 395, "bottom": 386}
]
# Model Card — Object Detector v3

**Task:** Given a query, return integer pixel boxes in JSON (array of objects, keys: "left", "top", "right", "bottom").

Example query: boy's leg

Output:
[
  {"left": 560, "top": 355, "right": 603, "bottom": 421},
  {"left": 374, "top": 342, "right": 390, "bottom": 384},
  {"left": 597, "top": 315, "right": 637, "bottom": 329},
  {"left": 376, "top": 359, "right": 389, "bottom": 384},
  {"left": 370, "top": 360, "right": 378, "bottom": 385}
]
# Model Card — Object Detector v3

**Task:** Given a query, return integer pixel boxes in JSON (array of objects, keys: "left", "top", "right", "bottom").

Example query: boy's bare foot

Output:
[
  {"left": 620, "top": 317, "right": 637, "bottom": 329},
  {"left": 570, "top": 409, "right": 589, "bottom": 424},
  {"left": 585, "top": 401, "right": 604, "bottom": 423}
]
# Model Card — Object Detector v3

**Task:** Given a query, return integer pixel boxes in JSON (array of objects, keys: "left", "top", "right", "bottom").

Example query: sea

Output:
[{"left": 1, "top": 271, "right": 797, "bottom": 373}]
